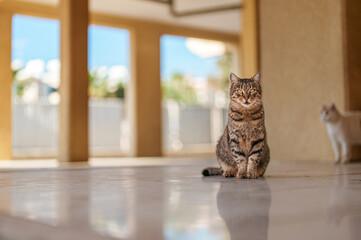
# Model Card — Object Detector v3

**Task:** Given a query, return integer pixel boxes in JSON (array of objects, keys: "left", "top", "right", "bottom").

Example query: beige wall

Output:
[
  {"left": 259, "top": 0, "right": 345, "bottom": 162},
  {"left": 241, "top": 0, "right": 259, "bottom": 77}
]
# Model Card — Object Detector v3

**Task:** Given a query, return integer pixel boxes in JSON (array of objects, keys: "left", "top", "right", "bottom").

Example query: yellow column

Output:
[
  {"left": 241, "top": 0, "right": 259, "bottom": 77},
  {"left": 342, "top": 0, "right": 361, "bottom": 160},
  {"left": 0, "top": 9, "right": 12, "bottom": 160},
  {"left": 59, "top": 0, "right": 89, "bottom": 162},
  {"left": 129, "top": 27, "right": 162, "bottom": 157},
  {"left": 343, "top": 0, "right": 361, "bottom": 111}
]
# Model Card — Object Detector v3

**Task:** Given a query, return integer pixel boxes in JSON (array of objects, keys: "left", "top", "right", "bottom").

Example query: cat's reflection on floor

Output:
[
  {"left": 326, "top": 166, "right": 361, "bottom": 240},
  {"left": 217, "top": 179, "right": 271, "bottom": 240}
]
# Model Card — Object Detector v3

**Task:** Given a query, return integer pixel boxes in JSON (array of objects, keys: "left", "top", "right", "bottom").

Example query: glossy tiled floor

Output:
[{"left": 0, "top": 158, "right": 361, "bottom": 240}]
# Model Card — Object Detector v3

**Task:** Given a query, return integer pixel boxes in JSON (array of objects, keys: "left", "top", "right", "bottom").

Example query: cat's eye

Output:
[
  {"left": 237, "top": 90, "right": 242, "bottom": 94},
  {"left": 249, "top": 89, "right": 255, "bottom": 93}
]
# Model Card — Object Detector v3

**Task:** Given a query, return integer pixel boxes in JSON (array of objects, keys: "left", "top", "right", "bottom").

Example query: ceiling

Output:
[{"left": 15, "top": 0, "right": 242, "bottom": 34}]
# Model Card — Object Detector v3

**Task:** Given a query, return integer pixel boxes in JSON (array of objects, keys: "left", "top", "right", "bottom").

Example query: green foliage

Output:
[
  {"left": 162, "top": 51, "right": 234, "bottom": 105},
  {"left": 12, "top": 69, "right": 25, "bottom": 97},
  {"left": 162, "top": 73, "right": 197, "bottom": 105},
  {"left": 11, "top": 67, "right": 125, "bottom": 99},
  {"left": 11, "top": 51, "right": 233, "bottom": 101},
  {"left": 89, "top": 71, "right": 107, "bottom": 98},
  {"left": 208, "top": 51, "right": 233, "bottom": 94},
  {"left": 88, "top": 70, "right": 125, "bottom": 99}
]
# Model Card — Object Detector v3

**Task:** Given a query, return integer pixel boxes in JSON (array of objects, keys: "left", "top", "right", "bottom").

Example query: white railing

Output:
[{"left": 12, "top": 98, "right": 227, "bottom": 158}]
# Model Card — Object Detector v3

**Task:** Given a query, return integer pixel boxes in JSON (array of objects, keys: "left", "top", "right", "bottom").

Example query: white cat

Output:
[{"left": 321, "top": 104, "right": 361, "bottom": 164}]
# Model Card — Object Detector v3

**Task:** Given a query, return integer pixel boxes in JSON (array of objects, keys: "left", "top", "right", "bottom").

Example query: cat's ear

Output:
[
  {"left": 252, "top": 72, "right": 261, "bottom": 84},
  {"left": 230, "top": 73, "right": 239, "bottom": 84},
  {"left": 330, "top": 103, "right": 337, "bottom": 111}
]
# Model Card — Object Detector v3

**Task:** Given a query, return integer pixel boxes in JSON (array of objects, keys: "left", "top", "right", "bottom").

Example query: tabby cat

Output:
[{"left": 203, "top": 72, "right": 270, "bottom": 179}]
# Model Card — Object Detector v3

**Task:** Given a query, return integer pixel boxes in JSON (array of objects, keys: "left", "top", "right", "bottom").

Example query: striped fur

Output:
[
  {"left": 202, "top": 167, "right": 223, "bottom": 176},
  {"left": 202, "top": 72, "right": 270, "bottom": 179}
]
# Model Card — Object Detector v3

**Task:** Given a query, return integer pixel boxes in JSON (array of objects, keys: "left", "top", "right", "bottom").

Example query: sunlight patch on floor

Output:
[
  {"left": 0, "top": 159, "right": 59, "bottom": 169},
  {"left": 0, "top": 157, "right": 204, "bottom": 169}
]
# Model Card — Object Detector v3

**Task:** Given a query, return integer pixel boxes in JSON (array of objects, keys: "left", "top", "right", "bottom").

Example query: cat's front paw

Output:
[
  {"left": 223, "top": 171, "right": 234, "bottom": 178},
  {"left": 236, "top": 170, "right": 246, "bottom": 179},
  {"left": 341, "top": 154, "right": 351, "bottom": 164},
  {"left": 334, "top": 158, "right": 341, "bottom": 164},
  {"left": 246, "top": 171, "right": 258, "bottom": 179}
]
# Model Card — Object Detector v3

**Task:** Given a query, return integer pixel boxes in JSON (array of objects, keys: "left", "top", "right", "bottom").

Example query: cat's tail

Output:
[{"left": 202, "top": 167, "right": 223, "bottom": 176}]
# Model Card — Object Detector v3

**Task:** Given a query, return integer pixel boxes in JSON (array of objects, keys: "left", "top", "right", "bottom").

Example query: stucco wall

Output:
[{"left": 259, "top": 0, "right": 345, "bottom": 161}]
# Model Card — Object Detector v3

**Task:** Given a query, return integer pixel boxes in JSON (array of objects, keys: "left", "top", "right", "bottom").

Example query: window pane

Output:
[
  {"left": 88, "top": 25, "right": 130, "bottom": 156},
  {"left": 11, "top": 14, "right": 60, "bottom": 158},
  {"left": 12, "top": 17, "right": 130, "bottom": 158},
  {"left": 161, "top": 35, "right": 239, "bottom": 153}
]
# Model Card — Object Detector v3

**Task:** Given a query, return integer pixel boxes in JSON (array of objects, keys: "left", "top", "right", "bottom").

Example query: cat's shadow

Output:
[
  {"left": 215, "top": 178, "right": 271, "bottom": 240},
  {"left": 326, "top": 166, "right": 361, "bottom": 239}
]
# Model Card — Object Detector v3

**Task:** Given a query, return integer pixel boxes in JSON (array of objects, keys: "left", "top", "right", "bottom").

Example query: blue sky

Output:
[
  {"left": 12, "top": 14, "right": 220, "bottom": 80},
  {"left": 12, "top": 15, "right": 60, "bottom": 64},
  {"left": 160, "top": 35, "right": 220, "bottom": 80},
  {"left": 88, "top": 25, "right": 129, "bottom": 68}
]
